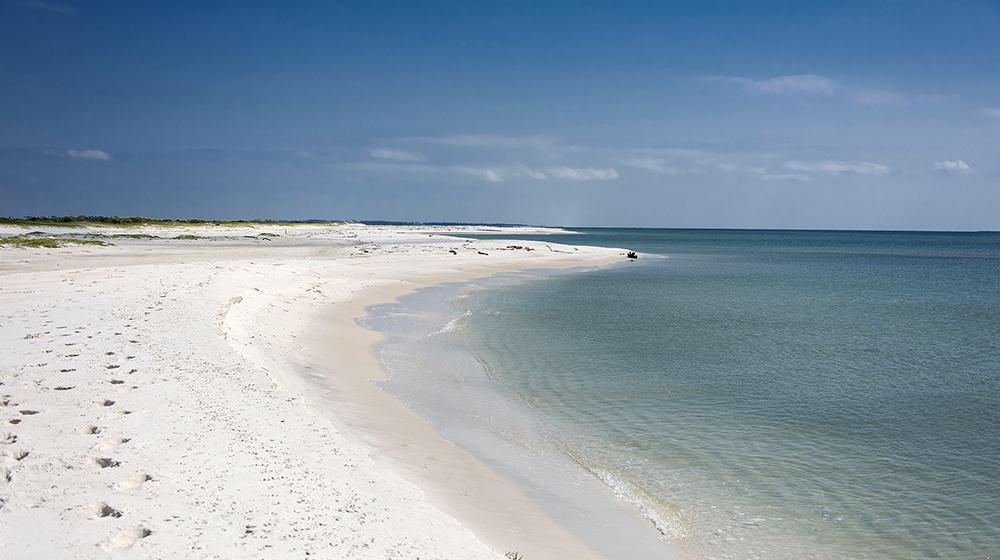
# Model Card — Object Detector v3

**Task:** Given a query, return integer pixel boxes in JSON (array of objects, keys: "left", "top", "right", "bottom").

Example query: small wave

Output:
[
  {"left": 429, "top": 310, "right": 472, "bottom": 336},
  {"left": 560, "top": 446, "right": 690, "bottom": 542},
  {"left": 592, "top": 467, "right": 689, "bottom": 540}
]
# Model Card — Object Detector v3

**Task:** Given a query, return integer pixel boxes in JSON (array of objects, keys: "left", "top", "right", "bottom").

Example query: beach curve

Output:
[{"left": 0, "top": 222, "right": 651, "bottom": 559}]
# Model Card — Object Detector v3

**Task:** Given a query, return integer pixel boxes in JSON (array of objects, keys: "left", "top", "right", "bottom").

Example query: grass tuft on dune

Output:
[{"left": 0, "top": 235, "right": 111, "bottom": 249}]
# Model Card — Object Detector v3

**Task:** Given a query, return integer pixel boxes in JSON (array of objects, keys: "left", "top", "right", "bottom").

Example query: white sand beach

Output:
[{"left": 0, "top": 223, "right": 631, "bottom": 559}]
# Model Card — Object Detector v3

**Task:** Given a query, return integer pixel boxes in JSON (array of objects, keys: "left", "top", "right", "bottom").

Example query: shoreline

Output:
[
  {"left": 224, "top": 232, "right": 677, "bottom": 558},
  {"left": 1, "top": 223, "right": 663, "bottom": 559},
  {"left": 362, "top": 270, "right": 684, "bottom": 560},
  {"left": 213, "top": 235, "right": 678, "bottom": 558},
  {"left": 295, "top": 269, "right": 612, "bottom": 559}
]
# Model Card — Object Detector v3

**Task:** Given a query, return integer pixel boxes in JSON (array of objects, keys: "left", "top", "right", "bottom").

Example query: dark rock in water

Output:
[
  {"left": 449, "top": 249, "right": 458, "bottom": 255},
  {"left": 626, "top": 251, "right": 638, "bottom": 259}
]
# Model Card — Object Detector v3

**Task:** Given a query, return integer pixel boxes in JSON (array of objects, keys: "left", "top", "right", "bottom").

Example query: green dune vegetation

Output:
[
  {"left": 0, "top": 235, "right": 110, "bottom": 249},
  {"left": 0, "top": 217, "right": 330, "bottom": 248}
]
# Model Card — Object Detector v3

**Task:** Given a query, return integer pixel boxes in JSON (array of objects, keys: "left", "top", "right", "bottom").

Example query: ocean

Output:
[{"left": 364, "top": 229, "right": 1000, "bottom": 560}]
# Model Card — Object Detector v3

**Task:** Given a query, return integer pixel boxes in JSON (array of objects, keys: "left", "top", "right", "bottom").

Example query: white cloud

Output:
[
  {"left": 709, "top": 74, "right": 946, "bottom": 107},
  {"left": 66, "top": 148, "right": 112, "bottom": 161},
  {"left": 545, "top": 166, "right": 618, "bottom": 181},
  {"left": 617, "top": 156, "right": 678, "bottom": 175},
  {"left": 458, "top": 165, "right": 617, "bottom": 182},
  {"left": 354, "top": 133, "right": 904, "bottom": 186},
  {"left": 710, "top": 74, "right": 839, "bottom": 96},
  {"left": 343, "top": 161, "right": 553, "bottom": 184},
  {"left": 932, "top": 160, "right": 971, "bottom": 173},
  {"left": 454, "top": 167, "right": 504, "bottom": 183},
  {"left": 983, "top": 108, "right": 1000, "bottom": 118},
  {"left": 513, "top": 164, "right": 549, "bottom": 180},
  {"left": 369, "top": 147, "right": 426, "bottom": 162},
  {"left": 759, "top": 172, "right": 813, "bottom": 182},
  {"left": 785, "top": 160, "right": 891, "bottom": 176}
]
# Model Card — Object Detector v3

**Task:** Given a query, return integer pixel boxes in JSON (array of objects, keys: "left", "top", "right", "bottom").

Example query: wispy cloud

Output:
[
  {"left": 512, "top": 165, "right": 549, "bottom": 180},
  {"left": 545, "top": 166, "right": 618, "bottom": 181},
  {"left": 616, "top": 147, "right": 784, "bottom": 179},
  {"left": 369, "top": 147, "right": 426, "bottom": 162},
  {"left": 358, "top": 134, "right": 623, "bottom": 183},
  {"left": 344, "top": 160, "right": 616, "bottom": 183},
  {"left": 393, "top": 134, "right": 735, "bottom": 178},
  {"left": 758, "top": 172, "right": 813, "bottom": 182},
  {"left": 399, "top": 134, "right": 556, "bottom": 149},
  {"left": 709, "top": 74, "right": 940, "bottom": 107},
  {"left": 984, "top": 107, "right": 1000, "bottom": 118},
  {"left": 708, "top": 74, "right": 838, "bottom": 96},
  {"left": 454, "top": 166, "right": 504, "bottom": 183},
  {"left": 354, "top": 132, "right": 916, "bottom": 185},
  {"left": 785, "top": 160, "right": 890, "bottom": 176},
  {"left": 26, "top": 1, "right": 77, "bottom": 15},
  {"left": 616, "top": 156, "right": 678, "bottom": 175},
  {"left": 932, "top": 160, "right": 971, "bottom": 173},
  {"left": 66, "top": 148, "right": 111, "bottom": 161}
]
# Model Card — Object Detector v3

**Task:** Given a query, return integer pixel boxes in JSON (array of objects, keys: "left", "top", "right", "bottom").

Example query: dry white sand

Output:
[{"left": 0, "top": 223, "right": 631, "bottom": 559}]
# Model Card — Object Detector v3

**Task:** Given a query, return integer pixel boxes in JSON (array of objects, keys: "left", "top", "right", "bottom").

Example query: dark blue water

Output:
[{"left": 454, "top": 229, "right": 1000, "bottom": 559}]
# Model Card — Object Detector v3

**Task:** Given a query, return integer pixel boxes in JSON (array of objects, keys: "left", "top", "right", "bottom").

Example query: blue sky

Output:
[{"left": 2, "top": 0, "right": 999, "bottom": 229}]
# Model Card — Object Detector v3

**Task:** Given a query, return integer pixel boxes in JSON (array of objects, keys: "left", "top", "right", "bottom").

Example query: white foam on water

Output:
[
  {"left": 428, "top": 310, "right": 471, "bottom": 336},
  {"left": 587, "top": 463, "right": 690, "bottom": 542}
]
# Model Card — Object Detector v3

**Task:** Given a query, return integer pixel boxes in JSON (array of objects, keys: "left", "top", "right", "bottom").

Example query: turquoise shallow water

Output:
[{"left": 375, "top": 229, "right": 1000, "bottom": 560}]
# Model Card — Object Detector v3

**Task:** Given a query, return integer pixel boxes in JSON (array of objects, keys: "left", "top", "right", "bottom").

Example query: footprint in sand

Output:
[
  {"left": 99, "top": 400, "right": 115, "bottom": 407},
  {"left": 115, "top": 473, "right": 153, "bottom": 492},
  {"left": 94, "top": 502, "right": 123, "bottom": 518},
  {"left": 100, "top": 527, "right": 152, "bottom": 552},
  {"left": 94, "top": 434, "right": 131, "bottom": 452},
  {"left": 93, "top": 456, "right": 121, "bottom": 468}
]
